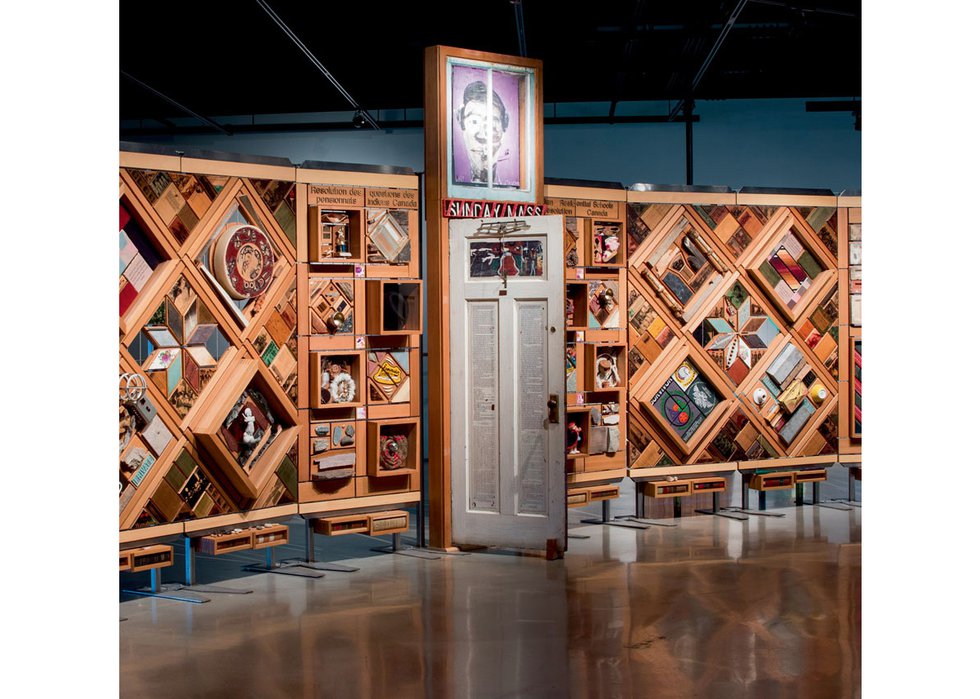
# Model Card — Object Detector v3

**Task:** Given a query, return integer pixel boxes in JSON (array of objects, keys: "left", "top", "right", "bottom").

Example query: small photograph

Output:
[{"left": 468, "top": 240, "right": 544, "bottom": 277}]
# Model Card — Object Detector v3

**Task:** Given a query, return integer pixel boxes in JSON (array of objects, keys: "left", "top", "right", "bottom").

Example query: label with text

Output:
[
  {"left": 309, "top": 185, "right": 365, "bottom": 207},
  {"left": 443, "top": 198, "right": 547, "bottom": 219},
  {"left": 366, "top": 187, "right": 419, "bottom": 210}
]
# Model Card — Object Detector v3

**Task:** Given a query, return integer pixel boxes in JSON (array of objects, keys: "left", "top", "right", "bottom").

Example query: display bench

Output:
[
  {"left": 623, "top": 186, "right": 860, "bottom": 515},
  {"left": 119, "top": 145, "right": 423, "bottom": 549},
  {"left": 544, "top": 182, "right": 630, "bottom": 508}
]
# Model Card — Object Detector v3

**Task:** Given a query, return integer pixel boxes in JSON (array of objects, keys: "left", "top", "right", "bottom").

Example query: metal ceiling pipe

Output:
[{"left": 254, "top": 0, "right": 381, "bottom": 130}]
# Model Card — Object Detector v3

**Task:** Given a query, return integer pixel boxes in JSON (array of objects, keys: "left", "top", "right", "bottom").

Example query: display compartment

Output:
[
  {"left": 585, "top": 278, "right": 623, "bottom": 332},
  {"left": 565, "top": 407, "right": 591, "bottom": 458},
  {"left": 118, "top": 368, "right": 181, "bottom": 524},
  {"left": 566, "top": 402, "right": 624, "bottom": 465},
  {"left": 119, "top": 551, "right": 133, "bottom": 571},
  {"left": 306, "top": 275, "right": 363, "bottom": 343},
  {"left": 567, "top": 488, "right": 590, "bottom": 508},
  {"left": 584, "top": 343, "right": 627, "bottom": 392},
  {"left": 122, "top": 266, "right": 240, "bottom": 428},
  {"left": 689, "top": 277, "right": 785, "bottom": 390},
  {"left": 308, "top": 419, "right": 363, "bottom": 483},
  {"left": 587, "top": 485, "right": 619, "bottom": 501},
  {"left": 690, "top": 476, "right": 727, "bottom": 493},
  {"left": 192, "top": 356, "right": 299, "bottom": 503},
  {"left": 589, "top": 220, "right": 625, "bottom": 266},
  {"left": 309, "top": 351, "right": 366, "bottom": 409},
  {"left": 563, "top": 216, "right": 586, "bottom": 268},
  {"left": 565, "top": 343, "right": 582, "bottom": 394},
  {"left": 636, "top": 347, "right": 731, "bottom": 458},
  {"left": 741, "top": 208, "right": 837, "bottom": 325},
  {"left": 644, "top": 480, "right": 693, "bottom": 498},
  {"left": 793, "top": 468, "right": 828, "bottom": 483},
  {"left": 196, "top": 530, "right": 253, "bottom": 556},
  {"left": 365, "top": 206, "right": 419, "bottom": 277},
  {"left": 629, "top": 204, "right": 733, "bottom": 325},
  {"left": 252, "top": 523, "right": 290, "bottom": 548},
  {"left": 849, "top": 334, "right": 862, "bottom": 439},
  {"left": 308, "top": 206, "right": 364, "bottom": 263},
  {"left": 311, "top": 513, "right": 370, "bottom": 536},
  {"left": 368, "top": 510, "right": 410, "bottom": 536},
  {"left": 748, "top": 472, "right": 796, "bottom": 491},
  {"left": 565, "top": 282, "right": 589, "bottom": 330},
  {"left": 367, "top": 418, "right": 420, "bottom": 477},
  {"left": 248, "top": 278, "right": 300, "bottom": 409},
  {"left": 354, "top": 472, "right": 417, "bottom": 497},
  {"left": 736, "top": 335, "right": 837, "bottom": 457},
  {"left": 624, "top": 272, "right": 681, "bottom": 390},
  {"left": 118, "top": 179, "right": 181, "bottom": 335},
  {"left": 128, "top": 544, "right": 174, "bottom": 572},
  {"left": 365, "top": 348, "right": 419, "bottom": 418},
  {"left": 365, "top": 280, "right": 422, "bottom": 335},
  {"left": 186, "top": 178, "right": 295, "bottom": 334}
]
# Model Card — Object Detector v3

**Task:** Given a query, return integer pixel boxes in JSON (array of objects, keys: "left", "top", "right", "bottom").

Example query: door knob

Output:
[{"left": 547, "top": 395, "right": 559, "bottom": 424}]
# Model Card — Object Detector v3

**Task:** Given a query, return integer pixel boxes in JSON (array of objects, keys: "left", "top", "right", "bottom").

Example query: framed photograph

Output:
[{"left": 428, "top": 47, "right": 543, "bottom": 204}]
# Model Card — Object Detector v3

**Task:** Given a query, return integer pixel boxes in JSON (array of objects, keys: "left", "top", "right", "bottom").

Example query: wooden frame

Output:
[
  {"left": 748, "top": 472, "right": 796, "bottom": 491},
  {"left": 367, "top": 418, "right": 420, "bottom": 477},
  {"left": 635, "top": 344, "right": 732, "bottom": 458},
  {"left": 191, "top": 356, "right": 299, "bottom": 502},
  {"left": 584, "top": 343, "right": 627, "bottom": 392},
  {"left": 735, "top": 334, "right": 838, "bottom": 458},
  {"left": 309, "top": 350, "right": 366, "bottom": 409},
  {"left": 364, "top": 280, "right": 423, "bottom": 335},
  {"left": 367, "top": 510, "right": 411, "bottom": 536},
  {"left": 740, "top": 207, "right": 838, "bottom": 326},
  {"left": 433, "top": 47, "right": 544, "bottom": 204},
  {"left": 128, "top": 544, "right": 174, "bottom": 572},
  {"left": 644, "top": 480, "right": 693, "bottom": 498},
  {"left": 424, "top": 46, "right": 545, "bottom": 548},
  {"left": 308, "top": 418, "right": 362, "bottom": 483},
  {"left": 196, "top": 530, "right": 253, "bottom": 556},
  {"left": 307, "top": 206, "right": 365, "bottom": 263}
]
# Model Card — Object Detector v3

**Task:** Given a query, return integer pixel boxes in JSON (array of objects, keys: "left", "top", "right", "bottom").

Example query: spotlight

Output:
[{"left": 352, "top": 110, "right": 367, "bottom": 128}]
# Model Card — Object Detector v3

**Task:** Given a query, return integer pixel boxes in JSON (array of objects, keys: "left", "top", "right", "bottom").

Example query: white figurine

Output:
[{"left": 241, "top": 407, "right": 261, "bottom": 446}]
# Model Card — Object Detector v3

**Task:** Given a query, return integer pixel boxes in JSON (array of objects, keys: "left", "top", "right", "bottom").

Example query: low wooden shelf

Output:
[
  {"left": 127, "top": 544, "right": 174, "bottom": 572},
  {"left": 368, "top": 510, "right": 410, "bottom": 536},
  {"left": 196, "top": 530, "right": 254, "bottom": 556},
  {"left": 690, "top": 477, "right": 727, "bottom": 494},
  {"left": 252, "top": 523, "right": 289, "bottom": 549},
  {"left": 793, "top": 468, "right": 828, "bottom": 483},
  {"left": 644, "top": 481, "right": 694, "bottom": 499},
  {"left": 311, "top": 513, "right": 370, "bottom": 536},
  {"left": 748, "top": 473, "right": 796, "bottom": 491}
]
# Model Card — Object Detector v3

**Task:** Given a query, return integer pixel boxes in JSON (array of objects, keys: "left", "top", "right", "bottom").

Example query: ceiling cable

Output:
[
  {"left": 121, "top": 70, "right": 232, "bottom": 135},
  {"left": 511, "top": 0, "right": 527, "bottom": 57},
  {"left": 668, "top": 0, "right": 750, "bottom": 121},
  {"left": 254, "top": 0, "right": 381, "bottom": 130}
]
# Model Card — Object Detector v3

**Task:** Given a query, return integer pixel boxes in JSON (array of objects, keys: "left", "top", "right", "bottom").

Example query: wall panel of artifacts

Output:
[
  {"left": 545, "top": 185, "right": 630, "bottom": 508},
  {"left": 621, "top": 190, "right": 862, "bottom": 513},
  {"left": 119, "top": 149, "right": 422, "bottom": 544}
]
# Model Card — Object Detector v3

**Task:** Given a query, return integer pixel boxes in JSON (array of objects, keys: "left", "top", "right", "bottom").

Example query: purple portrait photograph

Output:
[{"left": 451, "top": 65, "right": 522, "bottom": 189}]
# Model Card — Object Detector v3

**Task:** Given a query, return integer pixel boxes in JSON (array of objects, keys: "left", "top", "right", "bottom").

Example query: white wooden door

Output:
[{"left": 449, "top": 215, "right": 565, "bottom": 550}]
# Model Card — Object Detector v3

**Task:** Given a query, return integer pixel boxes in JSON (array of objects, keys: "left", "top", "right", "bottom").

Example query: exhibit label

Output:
[
  {"left": 443, "top": 198, "right": 547, "bottom": 219},
  {"left": 365, "top": 187, "right": 419, "bottom": 210},
  {"left": 309, "top": 185, "right": 365, "bottom": 207}
]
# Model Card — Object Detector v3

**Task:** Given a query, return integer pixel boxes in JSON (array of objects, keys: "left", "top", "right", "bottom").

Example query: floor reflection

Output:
[{"left": 120, "top": 505, "right": 860, "bottom": 698}]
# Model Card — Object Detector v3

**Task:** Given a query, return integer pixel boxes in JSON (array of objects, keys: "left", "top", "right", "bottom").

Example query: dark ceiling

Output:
[{"left": 120, "top": 0, "right": 860, "bottom": 132}]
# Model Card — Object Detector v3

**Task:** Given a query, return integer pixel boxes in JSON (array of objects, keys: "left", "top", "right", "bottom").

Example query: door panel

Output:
[{"left": 450, "top": 216, "right": 565, "bottom": 549}]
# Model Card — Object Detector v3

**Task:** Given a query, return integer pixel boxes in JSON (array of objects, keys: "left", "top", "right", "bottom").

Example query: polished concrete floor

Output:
[{"left": 120, "top": 499, "right": 860, "bottom": 698}]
